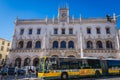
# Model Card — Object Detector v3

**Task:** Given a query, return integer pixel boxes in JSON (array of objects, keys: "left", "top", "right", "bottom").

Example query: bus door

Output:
[{"left": 100, "top": 60, "right": 108, "bottom": 75}]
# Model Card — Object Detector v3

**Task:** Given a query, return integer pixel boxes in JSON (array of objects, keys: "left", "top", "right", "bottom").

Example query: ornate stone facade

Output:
[{"left": 7, "top": 7, "right": 120, "bottom": 68}]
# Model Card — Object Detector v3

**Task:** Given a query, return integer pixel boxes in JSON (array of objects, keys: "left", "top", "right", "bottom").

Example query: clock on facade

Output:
[{"left": 61, "top": 13, "right": 66, "bottom": 17}]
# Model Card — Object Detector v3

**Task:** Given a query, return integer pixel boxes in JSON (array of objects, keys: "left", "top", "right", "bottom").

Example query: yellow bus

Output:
[{"left": 38, "top": 57, "right": 120, "bottom": 80}]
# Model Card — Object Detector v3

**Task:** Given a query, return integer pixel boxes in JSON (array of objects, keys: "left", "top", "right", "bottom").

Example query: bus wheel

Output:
[
  {"left": 61, "top": 72, "right": 68, "bottom": 80},
  {"left": 95, "top": 70, "right": 100, "bottom": 78}
]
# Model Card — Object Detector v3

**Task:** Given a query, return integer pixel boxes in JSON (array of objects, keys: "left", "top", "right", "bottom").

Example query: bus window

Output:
[
  {"left": 87, "top": 59, "right": 101, "bottom": 68},
  {"left": 60, "top": 62, "right": 69, "bottom": 70},
  {"left": 81, "top": 59, "right": 90, "bottom": 69},
  {"left": 69, "top": 61, "right": 79, "bottom": 69},
  {"left": 78, "top": 61, "right": 82, "bottom": 69},
  {"left": 45, "top": 58, "right": 59, "bottom": 70},
  {"left": 107, "top": 60, "right": 120, "bottom": 69},
  {"left": 39, "top": 58, "right": 44, "bottom": 72}
]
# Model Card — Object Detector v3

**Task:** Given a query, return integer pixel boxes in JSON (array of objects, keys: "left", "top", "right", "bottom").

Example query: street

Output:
[{"left": 0, "top": 74, "right": 119, "bottom": 80}]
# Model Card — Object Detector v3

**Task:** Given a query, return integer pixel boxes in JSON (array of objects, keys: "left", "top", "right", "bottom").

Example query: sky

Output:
[{"left": 0, "top": 0, "right": 120, "bottom": 41}]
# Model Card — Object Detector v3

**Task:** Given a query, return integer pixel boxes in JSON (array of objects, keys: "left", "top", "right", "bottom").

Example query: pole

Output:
[
  {"left": 116, "top": 33, "right": 120, "bottom": 50},
  {"left": 80, "top": 29, "right": 83, "bottom": 58}
]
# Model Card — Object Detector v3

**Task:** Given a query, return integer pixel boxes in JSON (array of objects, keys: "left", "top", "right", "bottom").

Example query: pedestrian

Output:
[
  {"left": 36, "top": 68, "right": 39, "bottom": 77},
  {"left": 1, "top": 66, "right": 8, "bottom": 80},
  {"left": 14, "top": 66, "right": 18, "bottom": 80},
  {"left": 0, "top": 66, "right": 4, "bottom": 80}
]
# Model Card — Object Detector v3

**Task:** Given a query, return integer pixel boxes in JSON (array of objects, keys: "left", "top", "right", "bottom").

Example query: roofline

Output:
[{"left": 0, "top": 37, "right": 11, "bottom": 42}]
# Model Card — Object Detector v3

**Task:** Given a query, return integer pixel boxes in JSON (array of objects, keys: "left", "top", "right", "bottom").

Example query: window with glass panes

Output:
[
  {"left": 87, "top": 28, "right": 91, "bottom": 34},
  {"left": 20, "top": 29, "right": 24, "bottom": 35},
  {"left": 96, "top": 28, "right": 100, "bottom": 34},
  {"left": 1, "top": 46, "right": 4, "bottom": 51},
  {"left": 69, "top": 28, "right": 73, "bottom": 34},
  {"left": 61, "top": 28, "right": 65, "bottom": 34},
  {"left": 37, "top": 29, "right": 41, "bottom": 34},
  {"left": 29, "top": 29, "right": 32, "bottom": 35},
  {"left": 106, "top": 28, "right": 110, "bottom": 34},
  {"left": 2, "top": 41, "right": 5, "bottom": 45},
  {"left": 54, "top": 28, "right": 58, "bottom": 34}
]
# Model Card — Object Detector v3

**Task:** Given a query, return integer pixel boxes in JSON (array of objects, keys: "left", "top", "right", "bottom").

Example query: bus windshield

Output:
[{"left": 39, "top": 58, "right": 44, "bottom": 72}]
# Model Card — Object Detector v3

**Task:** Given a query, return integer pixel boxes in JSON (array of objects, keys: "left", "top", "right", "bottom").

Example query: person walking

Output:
[
  {"left": 0, "top": 66, "right": 4, "bottom": 80},
  {"left": 1, "top": 66, "right": 8, "bottom": 80},
  {"left": 14, "top": 66, "right": 18, "bottom": 80},
  {"left": 35, "top": 68, "right": 39, "bottom": 78}
]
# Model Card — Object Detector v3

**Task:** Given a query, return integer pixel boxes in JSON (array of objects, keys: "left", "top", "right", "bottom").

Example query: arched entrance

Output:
[
  {"left": 24, "top": 57, "right": 31, "bottom": 66},
  {"left": 51, "top": 55, "right": 59, "bottom": 57},
  {"left": 33, "top": 58, "right": 39, "bottom": 67},
  {"left": 67, "top": 55, "right": 75, "bottom": 58},
  {"left": 15, "top": 58, "right": 21, "bottom": 68}
]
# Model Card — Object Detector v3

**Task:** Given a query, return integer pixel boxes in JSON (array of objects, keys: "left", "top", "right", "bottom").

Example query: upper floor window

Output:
[
  {"left": 96, "top": 28, "right": 101, "bottom": 34},
  {"left": 20, "top": 29, "right": 24, "bottom": 35},
  {"left": 60, "top": 41, "right": 66, "bottom": 48},
  {"left": 35, "top": 41, "right": 41, "bottom": 48},
  {"left": 29, "top": 29, "right": 32, "bottom": 35},
  {"left": 37, "top": 29, "right": 41, "bottom": 34},
  {"left": 61, "top": 28, "right": 65, "bottom": 34},
  {"left": 96, "top": 41, "right": 103, "bottom": 49},
  {"left": 2, "top": 41, "right": 5, "bottom": 45},
  {"left": 68, "top": 41, "right": 74, "bottom": 48},
  {"left": 106, "top": 28, "right": 110, "bottom": 34},
  {"left": 69, "top": 28, "right": 73, "bottom": 34},
  {"left": 18, "top": 41, "right": 24, "bottom": 48},
  {"left": 26, "top": 41, "right": 32, "bottom": 48},
  {"left": 53, "top": 41, "right": 59, "bottom": 48},
  {"left": 106, "top": 41, "right": 113, "bottom": 49},
  {"left": 54, "top": 28, "right": 58, "bottom": 34},
  {"left": 87, "top": 28, "right": 91, "bottom": 34},
  {"left": 86, "top": 41, "right": 93, "bottom": 49},
  {"left": 8, "top": 43, "right": 10, "bottom": 46},
  {"left": 1, "top": 46, "right": 4, "bottom": 51}
]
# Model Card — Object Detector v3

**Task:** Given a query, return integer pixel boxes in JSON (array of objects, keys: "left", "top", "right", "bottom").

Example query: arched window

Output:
[
  {"left": 53, "top": 41, "right": 59, "bottom": 48},
  {"left": 86, "top": 41, "right": 93, "bottom": 49},
  {"left": 68, "top": 41, "right": 74, "bottom": 48},
  {"left": 33, "top": 58, "right": 39, "bottom": 67},
  {"left": 15, "top": 58, "right": 21, "bottom": 68},
  {"left": 96, "top": 41, "right": 103, "bottom": 49},
  {"left": 35, "top": 41, "right": 41, "bottom": 48},
  {"left": 18, "top": 41, "right": 24, "bottom": 48},
  {"left": 106, "top": 41, "right": 113, "bottom": 48},
  {"left": 52, "top": 55, "right": 59, "bottom": 57},
  {"left": 68, "top": 55, "right": 75, "bottom": 58},
  {"left": 60, "top": 41, "right": 66, "bottom": 48},
  {"left": 24, "top": 58, "right": 30, "bottom": 66},
  {"left": 26, "top": 41, "right": 32, "bottom": 48}
]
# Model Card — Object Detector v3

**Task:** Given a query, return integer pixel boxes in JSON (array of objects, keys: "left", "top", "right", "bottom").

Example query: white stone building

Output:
[{"left": 7, "top": 7, "right": 120, "bottom": 67}]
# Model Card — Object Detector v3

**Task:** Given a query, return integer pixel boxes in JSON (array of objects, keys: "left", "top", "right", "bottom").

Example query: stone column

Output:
[
  {"left": 59, "top": 40, "right": 61, "bottom": 48},
  {"left": 93, "top": 40, "right": 96, "bottom": 49},
  {"left": 21, "top": 59, "right": 24, "bottom": 67},
  {"left": 30, "top": 58, "right": 33, "bottom": 66},
  {"left": 24, "top": 40, "right": 27, "bottom": 48},
  {"left": 32, "top": 40, "right": 36, "bottom": 49},
  {"left": 103, "top": 40, "right": 106, "bottom": 49},
  {"left": 66, "top": 40, "right": 68, "bottom": 49}
]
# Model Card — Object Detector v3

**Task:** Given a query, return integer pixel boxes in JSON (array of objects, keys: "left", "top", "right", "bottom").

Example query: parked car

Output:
[
  {"left": 22, "top": 66, "right": 36, "bottom": 74},
  {"left": 17, "top": 68, "right": 25, "bottom": 75},
  {"left": 8, "top": 68, "right": 15, "bottom": 75}
]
